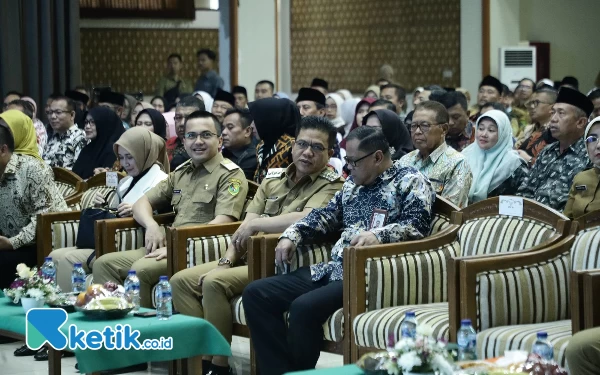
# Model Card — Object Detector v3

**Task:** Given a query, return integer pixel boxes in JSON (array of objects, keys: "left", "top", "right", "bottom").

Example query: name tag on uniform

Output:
[
  {"left": 106, "top": 172, "right": 118, "bottom": 187},
  {"left": 173, "top": 189, "right": 182, "bottom": 194},
  {"left": 575, "top": 185, "right": 587, "bottom": 191},
  {"left": 265, "top": 168, "right": 285, "bottom": 179},
  {"left": 370, "top": 209, "right": 388, "bottom": 230}
]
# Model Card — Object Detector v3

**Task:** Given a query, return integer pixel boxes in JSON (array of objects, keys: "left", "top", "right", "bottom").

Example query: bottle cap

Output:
[
  {"left": 128, "top": 270, "right": 137, "bottom": 275},
  {"left": 461, "top": 319, "right": 472, "bottom": 325},
  {"left": 537, "top": 331, "right": 548, "bottom": 339},
  {"left": 74, "top": 263, "right": 82, "bottom": 267},
  {"left": 44, "top": 257, "right": 52, "bottom": 261},
  {"left": 405, "top": 311, "right": 415, "bottom": 318},
  {"left": 159, "top": 275, "right": 168, "bottom": 281}
]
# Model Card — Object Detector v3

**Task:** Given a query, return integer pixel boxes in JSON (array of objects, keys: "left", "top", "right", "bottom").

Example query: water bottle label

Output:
[{"left": 161, "top": 291, "right": 172, "bottom": 298}]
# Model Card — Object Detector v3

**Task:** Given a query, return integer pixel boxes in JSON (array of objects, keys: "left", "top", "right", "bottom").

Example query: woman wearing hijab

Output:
[
  {"left": 21, "top": 97, "right": 48, "bottom": 157},
  {"left": 462, "top": 109, "right": 528, "bottom": 204},
  {"left": 564, "top": 116, "right": 600, "bottom": 218},
  {"left": 134, "top": 108, "right": 168, "bottom": 140},
  {"left": 363, "top": 109, "right": 413, "bottom": 160},
  {"left": 249, "top": 98, "right": 300, "bottom": 183},
  {"left": 364, "top": 85, "right": 380, "bottom": 99},
  {"left": 336, "top": 89, "right": 353, "bottom": 101},
  {"left": 50, "top": 127, "right": 169, "bottom": 292},
  {"left": 72, "top": 107, "right": 125, "bottom": 179},
  {"left": 151, "top": 96, "right": 166, "bottom": 113},
  {"left": 193, "top": 90, "right": 214, "bottom": 112},
  {"left": 325, "top": 93, "right": 345, "bottom": 128},
  {"left": 340, "top": 97, "right": 375, "bottom": 150},
  {"left": 130, "top": 101, "right": 153, "bottom": 127}
]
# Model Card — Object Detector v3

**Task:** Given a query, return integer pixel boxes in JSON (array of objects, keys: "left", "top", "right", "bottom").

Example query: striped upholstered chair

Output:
[
  {"left": 36, "top": 172, "right": 126, "bottom": 266},
  {"left": 348, "top": 196, "right": 572, "bottom": 362},
  {"left": 458, "top": 209, "right": 600, "bottom": 367},
  {"left": 52, "top": 167, "right": 85, "bottom": 202}
]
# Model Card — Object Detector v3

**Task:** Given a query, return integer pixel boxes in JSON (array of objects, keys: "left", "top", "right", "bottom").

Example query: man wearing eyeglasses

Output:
[
  {"left": 170, "top": 116, "right": 344, "bottom": 375},
  {"left": 517, "top": 87, "right": 594, "bottom": 211},
  {"left": 93, "top": 110, "right": 248, "bottom": 309},
  {"left": 243, "top": 126, "right": 434, "bottom": 375},
  {"left": 515, "top": 88, "right": 558, "bottom": 165},
  {"left": 398, "top": 101, "right": 472, "bottom": 208},
  {"left": 166, "top": 95, "right": 205, "bottom": 170},
  {"left": 42, "top": 96, "right": 86, "bottom": 170}
]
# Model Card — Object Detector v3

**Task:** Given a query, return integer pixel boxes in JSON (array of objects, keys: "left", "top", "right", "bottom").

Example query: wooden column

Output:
[
  {"left": 229, "top": 0, "right": 239, "bottom": 87},
  {"left": 482, "top": 0, "right": 490, "bottom": 76}
]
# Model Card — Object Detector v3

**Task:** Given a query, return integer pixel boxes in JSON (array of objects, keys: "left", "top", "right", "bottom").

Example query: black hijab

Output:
[
  {"left": 248, "top": 98, "right": 300, "bottom": 149},
  {"left": 72, "top": 107, "right": 125, "bottom": 179},
  {"left": 74, "top": 107, "right": 87, "bottom": 130},
  {"left": 363, "top": 109, "right": 413, "bottom": 160},
  {"left": 135, "top": 108, "right": 167, "bottom": 140}
]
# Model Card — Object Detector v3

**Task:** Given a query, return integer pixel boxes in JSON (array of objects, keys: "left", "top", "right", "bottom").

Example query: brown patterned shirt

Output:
[
  {"left": 0, "top": 154, "right": 68, "bottom": 248},
  {"left": 254, "top": 134, "right": 294, "bottom": 184}
]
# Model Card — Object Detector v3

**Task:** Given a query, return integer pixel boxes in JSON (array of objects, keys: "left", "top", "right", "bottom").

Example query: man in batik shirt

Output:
[
  {"left": 43, "top": 96, "right": 86, "bottom": 169},
  {"left": 243, "top": 126, "right": 435, "bottom": 375},
  {"left": 517, "top": 87, "right": 594, "bottom": 211}
]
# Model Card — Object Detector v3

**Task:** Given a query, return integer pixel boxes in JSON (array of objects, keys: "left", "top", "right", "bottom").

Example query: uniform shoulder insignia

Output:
[
  {"left": 221, "top": 158, "right": 241, "bottom": 171},
  {"left": 265, "top": 168, "right": 285, "bottom": 179},
  {"left": 319, "top": 168, "right": 341, "bottom": 182},
  {"left": 174, "top": 159, "right": 192, "bottom": 172}
]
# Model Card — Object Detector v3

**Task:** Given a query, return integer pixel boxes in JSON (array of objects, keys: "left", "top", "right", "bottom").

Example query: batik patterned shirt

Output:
[
  {"left": 446, "top": 121, "right": 475, "bottom": 152},
  {"left": 398, "top": 143, "right": 472, "bottom": 208},
  {"left": 43, "top": 125, "right": 87, "bottom": 169},
  {"left": 517, "top": 137, "right": 590, "bottom": 211},
  {"left": 0, "top": 154, "right": 68, "bottom": 248},
  {"left": 280, "top": 161, "right": 435, "bottom": 282}
]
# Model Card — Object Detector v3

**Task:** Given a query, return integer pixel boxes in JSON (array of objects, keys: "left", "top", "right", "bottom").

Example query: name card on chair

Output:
[
  {"left": 499, "top": 196, "right": 523, "bottom": 217},
  {"left": 106, "top": 172, "right": 119, "bottom": 187}
]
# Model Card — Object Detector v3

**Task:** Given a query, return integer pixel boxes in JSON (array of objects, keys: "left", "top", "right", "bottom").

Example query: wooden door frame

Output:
[
  {"left": 482, "top": 0, "right": 490, "bottom": 76},
  {"left": 229, "top": 0, "right": 239, "bottom": 87}
]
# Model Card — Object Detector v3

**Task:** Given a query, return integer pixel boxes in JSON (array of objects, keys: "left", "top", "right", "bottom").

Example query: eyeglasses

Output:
[
  {"left": 586, "top": 135, "right": 599, "bottom": 144},
  {"left": 136, "top": 121, "right": 153, "bottom": 127},
  {"left": 45, "top": 109, "right": 72, "bottom": 116},
  {"left": 344, "top": 150, "right": 377, "bottom": 167},
  {"left": 410, "top": 122, "right": 441, "bottom": 133},
  {"left": 184, "top": 131, "right": 218, "bottom": 140},
  {"left": 525, "top": 100, "right": 553, "bottom": 108},
  {"left": 84, "top": 120, "right": 95, "bottom": 126},
  {"left": 294, "top": 140, "right": 327, "bottom": 153}
]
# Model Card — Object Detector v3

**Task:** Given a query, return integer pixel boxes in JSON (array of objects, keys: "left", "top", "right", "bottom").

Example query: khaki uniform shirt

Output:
[
  {"left": 145, "top": 153, "right": 248, "bottom": 227},
  {"left": 245, "top": 164, "right": 344, "bottom": 216},
  {"left": 563, "top": 168, "right": 600, "bottom": 219}
]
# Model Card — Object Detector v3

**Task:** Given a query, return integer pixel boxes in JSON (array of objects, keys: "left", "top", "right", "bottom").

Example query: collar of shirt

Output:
[
  {"left": 200, "top": 152, "right": 224, "bottom": 173},
  {"left": 52, "top": 124, "right": 78, "bottom": 140},
  {"left": 283, "top": 163, "right": 332, "bottom": 183},
  {"left": 223, "top": 142, "right": 254, "bottom": 158},
  {"left": 3, "top": 153, "right": 19, "bottom": 176},
  {"left": 548, "top": 136, "right": 586, "bottom": 157},
  {"left": 417, "top": 142, "right": 448, "bottom": 164}
]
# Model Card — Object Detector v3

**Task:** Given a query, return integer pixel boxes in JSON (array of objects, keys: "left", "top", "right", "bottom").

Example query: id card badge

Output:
[
  {"left": 106, "top": 172, "right": 118, "bottom": 187},
  {"left": 370, "top": 208, "right": 389, "bottom": 230}
]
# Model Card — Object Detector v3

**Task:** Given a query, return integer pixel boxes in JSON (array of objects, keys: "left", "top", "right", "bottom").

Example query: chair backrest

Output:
[
  {"left": 85, "top": 171, "right": 127, "bottom": 189},
  {"left": 430, "top": 195, "right": 459, "bottom": 235},
  {"left": 78, "top": 171, "right": 127, "bottom": 209},
  {"left": 572, "top": 210, "right": 600, "bottom": 271},
  {"left": 453, "top": 197, "right": 566, "bottom": 257},
  {"left": 52, "top": 167, "right": 85, "bottom": 199}
]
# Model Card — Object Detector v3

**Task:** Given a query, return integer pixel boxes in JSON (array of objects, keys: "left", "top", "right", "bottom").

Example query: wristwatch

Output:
[{"left": 218, "top": 257, "right": 233, "bottom": 267}]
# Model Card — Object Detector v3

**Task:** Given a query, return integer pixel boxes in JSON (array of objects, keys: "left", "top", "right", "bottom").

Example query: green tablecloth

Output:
[
  {"left": 285, "top": 365, "right": 364, "bottom": 375},
  {"left": 0, "top": 296, "right": 231, "bottom": 373}
]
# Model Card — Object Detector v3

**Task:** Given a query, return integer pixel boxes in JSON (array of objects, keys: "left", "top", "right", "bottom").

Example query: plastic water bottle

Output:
[
  {"left": 531, "top": 332, "right": 553, "bottom": 360},
  {"left": 124, "top": 270, "right": 141, "bottom": 312},
  {"left": 155, "top": 276, "right": 172, "bottom": 320},
  {"left": 71, "top": 263, "right": 86, "bottom": 293},
  {"left": 41, "top": 257, "right": 57, "bottom": 285},
  {"left": 400, "top": 311, "right": 417, "bottom": 339},
  {"left": 457, "top": 319, "right": 477, "bottom": 361}
]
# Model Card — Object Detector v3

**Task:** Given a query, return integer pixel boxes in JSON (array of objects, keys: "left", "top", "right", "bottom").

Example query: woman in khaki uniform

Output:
[{"left": 564, "top": 116, "right": 600, "bottom": 218}]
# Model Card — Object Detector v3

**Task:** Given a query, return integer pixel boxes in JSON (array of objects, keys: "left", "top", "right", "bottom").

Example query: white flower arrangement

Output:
[
  {"left": 3, "top": 263, "right": 60, "bottom": 304},
  {"left": 384, "top": 325, "right": 455, "bottom": 375}
]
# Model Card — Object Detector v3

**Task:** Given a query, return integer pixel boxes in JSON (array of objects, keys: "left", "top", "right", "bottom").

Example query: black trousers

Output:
[
  {"left": 0, "top": 244, "right": 37, "bottom": 289},
  {"left": 242, "top": 266, "right": 343, "bottom": 375}
]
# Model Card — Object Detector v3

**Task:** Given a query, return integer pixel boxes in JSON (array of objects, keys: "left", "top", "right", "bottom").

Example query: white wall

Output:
[
  {"left": 519, "top": 0, "right": 600, "bottom": 93},
  {"left": 460, "top": 0, "right": 483, "bottom": 106},
  {"left": 237, "top": 0, "right": 277, "bottom": 101},
  {"left": 489, "top": 0, "right": 521, "bottom": 78}
]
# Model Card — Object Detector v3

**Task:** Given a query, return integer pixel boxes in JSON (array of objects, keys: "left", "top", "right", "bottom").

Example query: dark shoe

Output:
[
  {"left": 14, "top": 344, "right": 40, "bottom": 357},
  {"left": 206, "top": 364, "right": 234, "bottom": 375},
  {"left": 100, "top": 363, "right": 148, "bottom": 375},
  {"left": 34, "top": 347, "right": 76, "bottom": 361}
]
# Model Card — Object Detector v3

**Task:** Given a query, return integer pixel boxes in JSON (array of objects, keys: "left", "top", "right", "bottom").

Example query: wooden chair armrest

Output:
[
  {"left": 581, "top": 269, "right": 600, "bottom": 330},
  {"left": 458, "top": 235, "right": 576, "bottom": 331},
  {"left": 100, "top": 213, "right": 176, "bottom": 256},
  {"left": 261, "top": 234, "right": 281, "bottom": 278},
  {"left": 247, "top": 235, "right": 262, "bottom": 282},
  {"left": 36, "top": 210, "right": 83, "bottom": 266},
  {"left": 65, "top": 192, "right": 84, "bottom": 206},
  {"left": 169, "top": 222, "right": 243, "bottom": 275}
]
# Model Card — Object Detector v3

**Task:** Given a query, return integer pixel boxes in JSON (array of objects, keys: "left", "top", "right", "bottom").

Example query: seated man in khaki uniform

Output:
[
  {"left": 93, "top": 110, "right": 248, "bottom": 307},
  {"left": 170, "top": 116, "right": 344, "bottom": 375}
]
